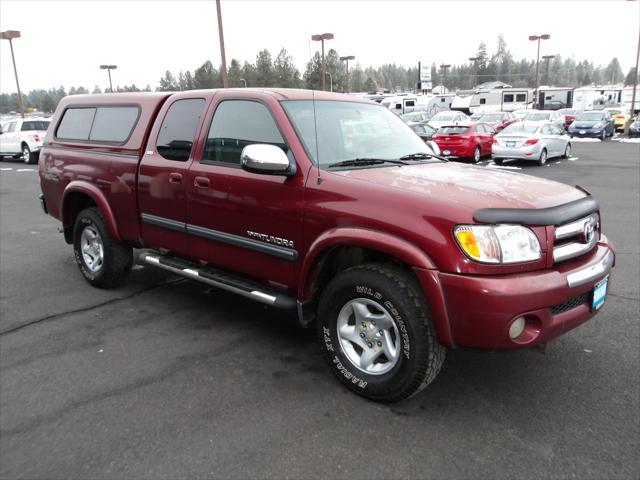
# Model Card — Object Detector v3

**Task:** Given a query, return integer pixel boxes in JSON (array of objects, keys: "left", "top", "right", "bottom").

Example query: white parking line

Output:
[
  {"left": 568, "top": 157, "right": 579, "bottom": 162},
  {"left": 16, "top": 168, "right": 36, "bottom": 172},
  {"left": 0, "top": 167, "right": 13, "bottom": 171}
]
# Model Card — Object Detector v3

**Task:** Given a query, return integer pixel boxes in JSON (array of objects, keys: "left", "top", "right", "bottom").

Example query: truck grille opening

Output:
[
  {"left": 552, "top": 213, "right": 599, "bottom": 264},
  {"left": 550, "top": 292, "right": 590, "bottom": 315}
]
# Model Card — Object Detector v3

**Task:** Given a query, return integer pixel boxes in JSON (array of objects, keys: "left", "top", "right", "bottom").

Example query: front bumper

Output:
[
  {"left": 414, "top": 240, "right": 615, "bottom": 350},
  {"left": 492, "top": 143, "right": 541, "bottom": 161},
  {"left": 568, "top": 128, "right": 604, "bottom": 138}
]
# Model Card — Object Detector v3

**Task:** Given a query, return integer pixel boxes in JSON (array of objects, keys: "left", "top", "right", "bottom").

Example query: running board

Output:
[{"left": 139, "top": 252, "right": 297, "bottom": 309}]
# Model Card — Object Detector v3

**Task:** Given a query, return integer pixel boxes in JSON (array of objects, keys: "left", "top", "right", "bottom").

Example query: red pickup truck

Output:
[{"left": 39, "top": 89, "right": 614, "bottom": 402}]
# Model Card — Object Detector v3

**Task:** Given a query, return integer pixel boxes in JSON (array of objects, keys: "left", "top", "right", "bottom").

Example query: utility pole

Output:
[
  {"left": 626, "top": 21, "right": 640, "bottom": 136},
  {"left": 216, "top": 0, "right": 229, "bottom": 88},
  {"left": 529, "top": 34, "right": 550, "bottom": 109},
  {"left": 440, "top": 64, "right": 451, "bottom": 92},
  {"left": 543, "top": 54, "right": 555, "bottom": 86},
  {"left": 1, "top": 30, "right": 25, "bottom": 117},
  {"left": 468, "top": 57, "right": 478, "bottom": 89},
  {"left": 340, "top": 55, "right": 355, "bottom": 93},
  {"left": 311, "top": 33, "right": 334, "bottom": 91}
]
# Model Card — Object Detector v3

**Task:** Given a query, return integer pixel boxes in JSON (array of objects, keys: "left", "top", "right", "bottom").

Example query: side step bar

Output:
[{"left": 139, "top": 252, "right": 297, "bottom": 310}]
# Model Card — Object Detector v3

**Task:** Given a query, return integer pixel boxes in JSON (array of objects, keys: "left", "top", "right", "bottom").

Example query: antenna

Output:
[{"left": 312, "top": 89, "right": 321, "bottom": 183}]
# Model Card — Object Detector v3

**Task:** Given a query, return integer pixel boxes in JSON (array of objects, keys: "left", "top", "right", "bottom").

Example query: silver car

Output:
[
  {"left": 521, "top": 110, "right": 565, "bottom": 131},
  {"left": 491, "top": 122, "right": 572, "bottom": 166}
]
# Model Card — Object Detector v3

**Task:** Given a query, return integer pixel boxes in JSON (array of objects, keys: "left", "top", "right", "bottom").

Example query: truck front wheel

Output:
[
  {"left": 73, "top": 207, "right": 132, "bottom": 288},
  {"left": 317, "top": 264, "right": 445, "bottom": 402}
]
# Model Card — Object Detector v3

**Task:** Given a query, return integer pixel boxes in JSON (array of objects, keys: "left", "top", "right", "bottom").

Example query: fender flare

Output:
[
  {"left": 62, "top": 181, "right": 122, "bottom": 243},
  {"left": 298, "top": 227, "right": 436, "bottom": 300}
]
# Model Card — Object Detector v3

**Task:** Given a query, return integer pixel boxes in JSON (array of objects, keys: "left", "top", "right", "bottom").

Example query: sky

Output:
[{"left": 1, "top": 0, "right": 639, "bottom": 93}]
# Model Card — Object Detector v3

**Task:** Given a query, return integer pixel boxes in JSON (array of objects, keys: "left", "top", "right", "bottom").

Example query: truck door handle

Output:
[
  {"left": 194, "top": 176, "right": 210, "bottom": 189},
  {"left": 169, "top": 173, "right": 182, "bottom": 184}
]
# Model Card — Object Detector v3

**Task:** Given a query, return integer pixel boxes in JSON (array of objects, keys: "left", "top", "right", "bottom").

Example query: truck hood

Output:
[{"left": 332, "top": 162, "right": 585, "bottom": 210}]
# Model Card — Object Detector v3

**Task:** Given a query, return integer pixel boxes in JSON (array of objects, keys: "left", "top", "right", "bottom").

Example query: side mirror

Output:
[{"left": 241, "top": 144, "right": 295, "bottom": 176}]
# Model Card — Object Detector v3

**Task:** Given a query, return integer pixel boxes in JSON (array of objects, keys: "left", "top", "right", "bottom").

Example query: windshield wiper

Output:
[
  {"left": 327, "top": 158, "right": 408, "bottom": 169},
  {"left": 399, "top": 152, "right": 449, "bottom": 162}
]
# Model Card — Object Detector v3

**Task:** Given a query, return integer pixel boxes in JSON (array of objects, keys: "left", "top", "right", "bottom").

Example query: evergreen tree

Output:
[
  {"left": 158, "top": 70, "right": 178, "bottom": 91},
  {"left": 255, "top": 49, "right": 274, "bottom": 87},
  {"left": 193, "top": 61, "right": 220, "bottom": 89},
  {"left": 625, "top": 67, "right": 638, "bottom": 86},
  {"left": 227, "top": 59, "right": 243, "bottom": 87},
  {"left": 274, "top": 48, "right": 301, "bottom": 88}
]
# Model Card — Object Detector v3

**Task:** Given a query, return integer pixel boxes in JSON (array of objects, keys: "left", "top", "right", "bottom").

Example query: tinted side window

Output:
[
  {"left": 156, "top": 99, "right": 206, "bottom": 162},
  {"left": 516, "top": 94, "right": 526, "bottom": 102},
  {"left": 56, "top": 108, "right": 96, "bottom": 140},
  {"left": 6, "top": 122, "right": 17, "bottom": 133},
  {"left": 504, "top": 94, "right": 514, "bottom": 103},
  {"left": 90, "top": 107, "right": 139, "bottom": 143},
  {"left": 479, "top": 98, "right": 486, "bottom": 105},
  {"left": 405, "top": 100, "right": 415, "bottom": 107},
  {"left": 204, "top": 100, "right": 285, "bottom": 165}
]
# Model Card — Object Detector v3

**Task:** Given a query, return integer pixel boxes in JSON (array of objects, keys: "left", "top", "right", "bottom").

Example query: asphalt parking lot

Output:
[{"left": 1, "top": 140, "right": 638, "bottom": 479}]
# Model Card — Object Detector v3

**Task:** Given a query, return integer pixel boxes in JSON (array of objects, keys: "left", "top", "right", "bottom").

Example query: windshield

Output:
[
  {"left": 479, "top": 113, "right": 504, "bottom": 122},
  {"left": 523, "top": 113, "right": 550, "bottom": 121},
  {"left": 281, "top": 100, "right": 430, "bottom": 167},
  {"left": 501, "top": 123, "right": 539, "bottom": 134},
  {"left": 575, "top": 112, "right": 604, "bottom": 121},
  {"left": 605, "top": 109, "right": 621, "bottom": 115},
  {"left": 439, "top": 126, "right": 469, "bottom": 134}
]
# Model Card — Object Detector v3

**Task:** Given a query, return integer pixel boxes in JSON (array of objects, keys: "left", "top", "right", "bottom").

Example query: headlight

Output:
[
  {"left": 592, "top": 122, "right": 602, "bottom": 129},
  {"left": 454, "top": 225, "right": 541, "bottom": 264}
]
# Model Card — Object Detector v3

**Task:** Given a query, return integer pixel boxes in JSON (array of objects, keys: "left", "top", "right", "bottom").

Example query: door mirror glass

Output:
[{"left": 241, "top": 144, "right": 294, "bottom": 176}]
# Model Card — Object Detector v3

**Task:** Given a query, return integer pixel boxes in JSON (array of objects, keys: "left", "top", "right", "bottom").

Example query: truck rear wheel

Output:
[
  {"left": 73, "top": 207, "right": 132, "bottom": 288},
  {"left": 317, "top": 263, "right": 445, "bottom": 403}
]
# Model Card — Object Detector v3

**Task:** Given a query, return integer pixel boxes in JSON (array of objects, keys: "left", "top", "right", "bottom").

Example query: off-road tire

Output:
[
  {"left": 73, "top": 207, "right": 132, "bottom": 288},
  {"left": 317, "top": 263, "right": 445, "bottom": 403}
]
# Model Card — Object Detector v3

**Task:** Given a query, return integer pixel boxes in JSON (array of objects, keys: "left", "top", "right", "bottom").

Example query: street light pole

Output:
[
  {"left": 440, "top": 64, "right": 451, "bottom": 92},
  {"left": 1, "top": 30, "right": 25, "bottom": 118},
  {"left": 311, "top": 33, "right": 334, "bottom": 91},
  {"left": 216, "top": 0, "right": 229, "bottom": 88},
  {"left": 542, "top": 54, "right": 555, "bottom": 86},
  {"left": 340, "top": 55, "right": 355, "bottom": 93},
  {"left": 529, "top": 34, "right": 550, "bottom": 109},
  {"left": 468, "top": 57, "right": 478, "bottom": 89},
  {"left": 99, "top": 65, "right": 117, "bottom": 92},
  {"left": 240, "top": 78, "right": 247, "bottom": 88},
  {"left": 325, "top": 72, "right": 333, "bottom": 92}
]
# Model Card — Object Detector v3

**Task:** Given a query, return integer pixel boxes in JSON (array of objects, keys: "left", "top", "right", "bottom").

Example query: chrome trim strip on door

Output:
[{"left": 140, "top": 213, "right": 298, "bottom": 261}]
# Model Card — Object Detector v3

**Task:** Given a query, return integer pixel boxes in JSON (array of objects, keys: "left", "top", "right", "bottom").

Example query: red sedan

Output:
[
  {"left": 476, "top": 112, "right": 519, "bottom": 131},
  {"left": 558, "top": 108, "right": 579, "bottom": 129},
  {"left": 432, "top": 123, "right": 496, "bottom": 163}
]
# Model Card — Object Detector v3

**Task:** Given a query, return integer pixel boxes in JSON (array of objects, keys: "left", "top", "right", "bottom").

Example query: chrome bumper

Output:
[{"left": 566, "top": 249, "right": 614, "bottom": 288}]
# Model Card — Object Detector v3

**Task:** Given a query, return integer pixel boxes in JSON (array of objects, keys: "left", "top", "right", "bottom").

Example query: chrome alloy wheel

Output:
[
  {"left": 337, "top": 298, "right": 401, "bottom": 375},
  {"left": 80, "top": 225, "right": 104, "bottom": 273},
  {"left": 22, "top": 146, "right": 30, "bottom": 164}
]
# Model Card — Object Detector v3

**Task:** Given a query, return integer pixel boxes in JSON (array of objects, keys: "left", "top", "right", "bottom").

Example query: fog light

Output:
[{"left": 509, "top": 316, "right": 526, "bottom": 339}]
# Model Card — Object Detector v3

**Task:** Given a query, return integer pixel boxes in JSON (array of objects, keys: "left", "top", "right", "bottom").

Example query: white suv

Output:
[{"left": 0, "top": 117, "right": 50, "bottom": 164}]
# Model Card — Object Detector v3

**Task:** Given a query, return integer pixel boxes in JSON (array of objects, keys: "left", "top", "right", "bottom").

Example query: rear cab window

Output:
[
  {"left": 156, "top": 98, "right": 206, "bottom": 161},
  {"left": 439, "top": 126, "right": 469, "bottom": 135}
]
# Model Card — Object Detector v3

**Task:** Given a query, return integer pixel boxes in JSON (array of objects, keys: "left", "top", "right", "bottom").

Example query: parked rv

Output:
[
  {"left": 468, "top": 88, "right": 533, "bottom": 113},
  {"left": 572, "top": 86, "right": 623, "bottom": 111},
  {"left": 538, "top": 87, "right": 574, "bottom": 110}
]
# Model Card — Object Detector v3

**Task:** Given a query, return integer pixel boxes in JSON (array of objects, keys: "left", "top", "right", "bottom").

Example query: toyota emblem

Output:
[{"left": 583, "top": 222, "right": 594, "bottom": 243}]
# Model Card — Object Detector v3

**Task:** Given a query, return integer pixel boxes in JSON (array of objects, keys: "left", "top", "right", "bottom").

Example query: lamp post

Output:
[
  {"left": 325, "top": 72, "right": 333, "bottom": 92},
  {"left": 99, "top": 65, "right": 117, "bottom": 93},
  {"left": 529, "top": 33, "right": 550, "bottom": 108},
  {"left": 215, "top": 0, "right": 229, "bottom": 88},
  {"left": 468, "top": 56, "right": 478, "bottom": 89},
  {"left": 340, "top": 55, "right": 355, "bottom": 93},
  {"left": 240, "top": 78, "right": 247, "bottom": 88},
  {"left": 1, "top": 30, "right": 25, "bottom": 118},
  {"left": 311, "top": 32, "right": 334, "bottom": 91},
  {"left": 440, "top": 64, "right": 451, "bottom": 92},
  {"left": 542, "top": 54, "right": 555, "bottom": 86}
]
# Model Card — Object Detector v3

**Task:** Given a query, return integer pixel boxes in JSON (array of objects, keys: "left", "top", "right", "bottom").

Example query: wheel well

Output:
[
  {"left": 62, "top": 193, "right": 96, "bottom": 243},
  {"left": 301, "top": 246, "right": 413, "bottom": 326}
]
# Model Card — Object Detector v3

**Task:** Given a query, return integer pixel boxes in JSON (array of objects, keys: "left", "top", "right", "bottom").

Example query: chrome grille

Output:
[{"left": 553, "top": 213, "right": 599, "bottom": 263}]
